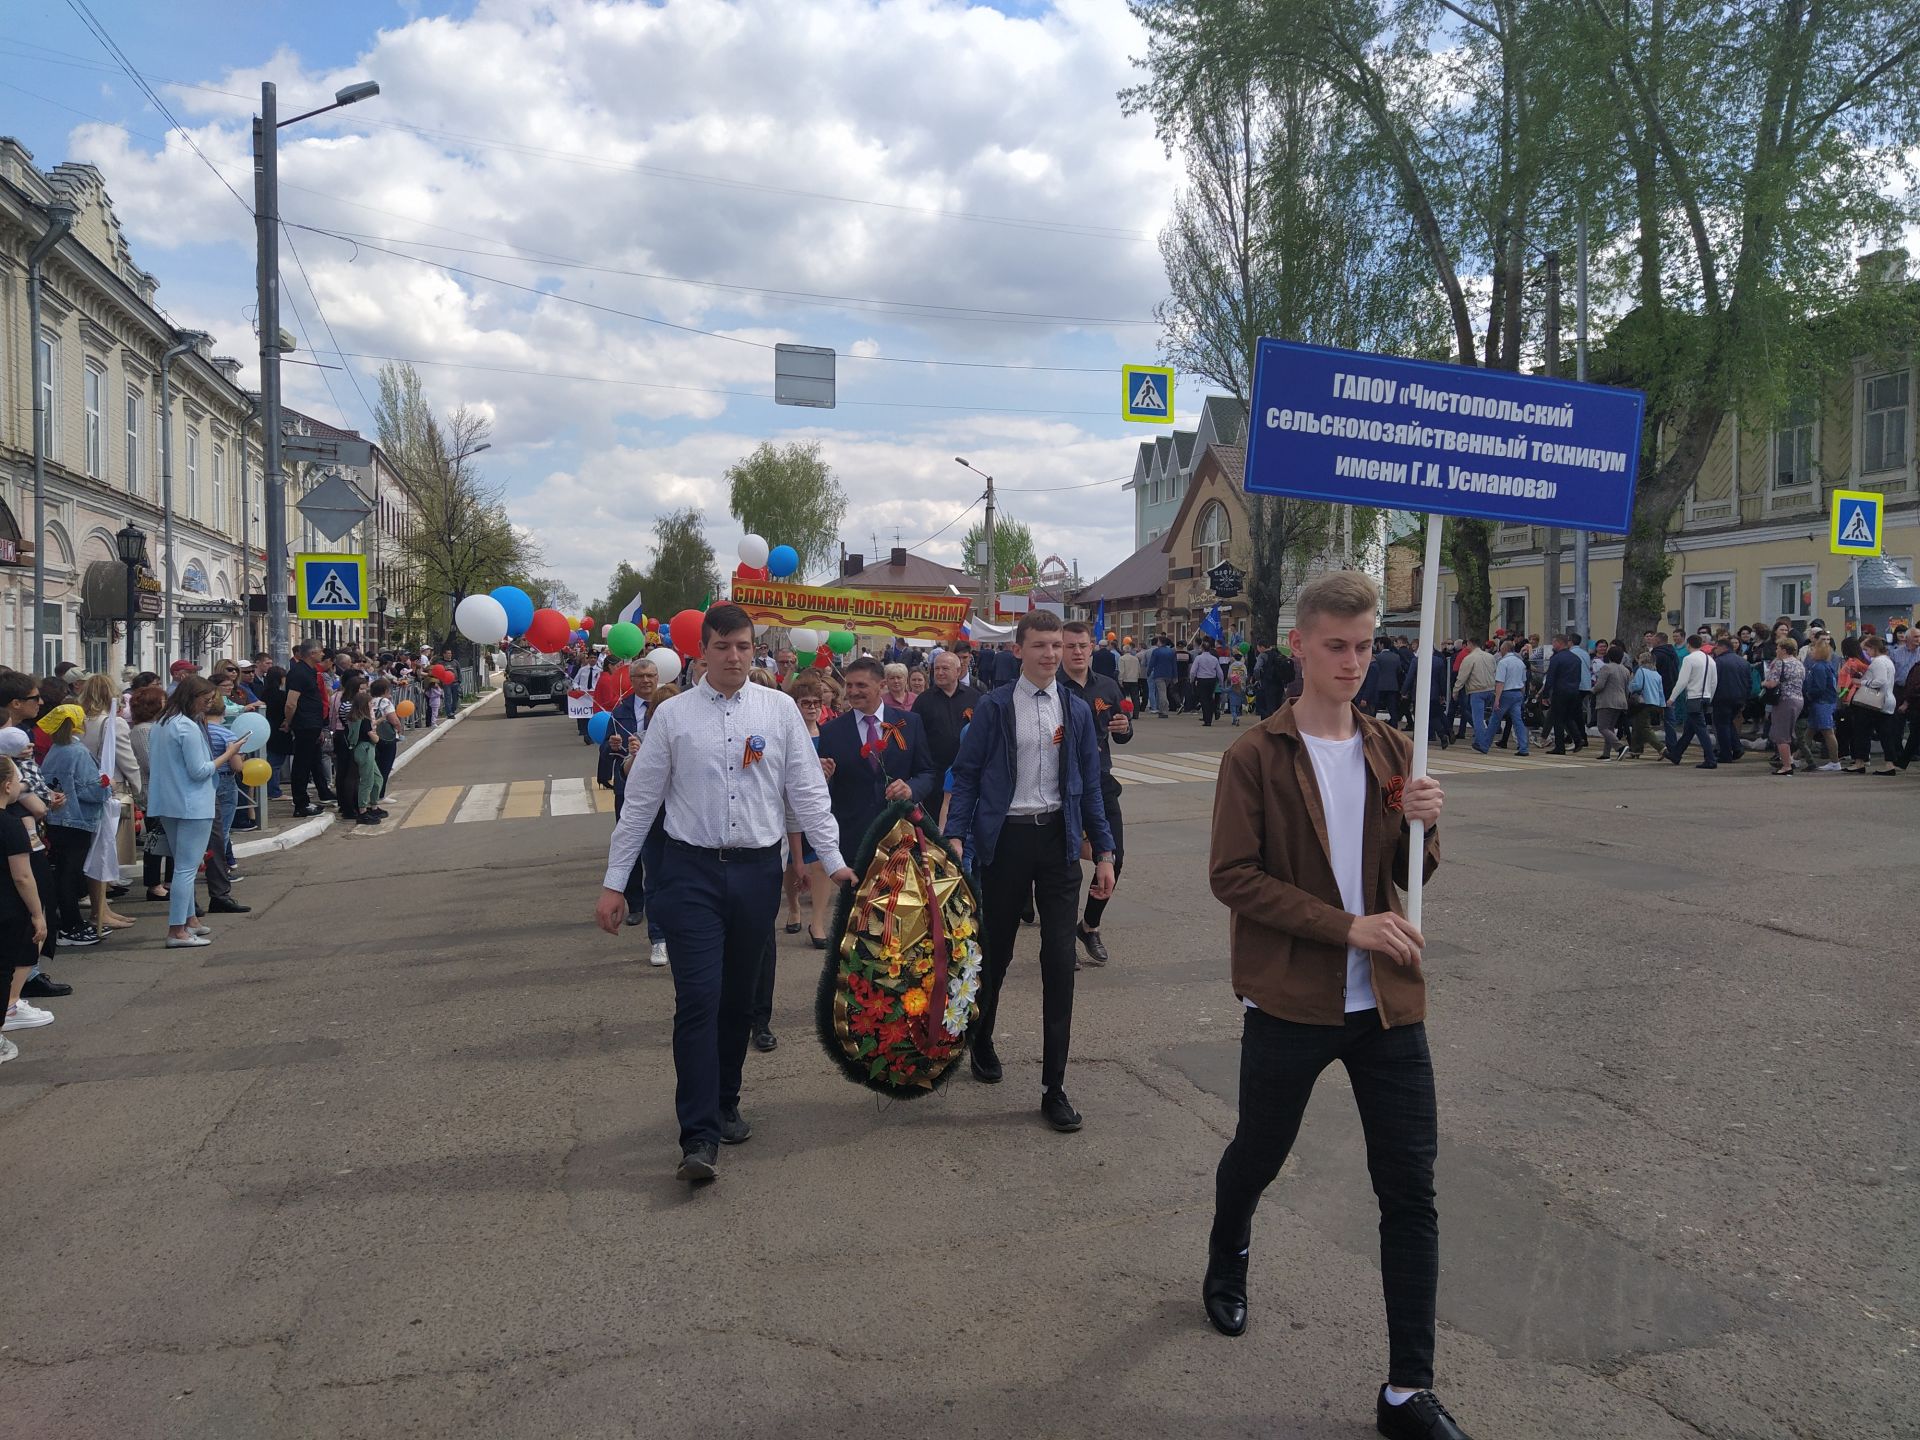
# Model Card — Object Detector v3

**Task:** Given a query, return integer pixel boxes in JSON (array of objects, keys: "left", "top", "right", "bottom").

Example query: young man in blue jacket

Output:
[{"left": 947, "top": 609, "right": 1115, "bottom": 1132}]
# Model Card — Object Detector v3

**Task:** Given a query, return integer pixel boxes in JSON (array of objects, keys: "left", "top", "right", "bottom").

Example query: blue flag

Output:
[
  {"left": 1200, "top": 604, "right": 1224, "bottom": 642},
  {"left": 1092, "top": 597, "right": 1106, "bottom": 641}
]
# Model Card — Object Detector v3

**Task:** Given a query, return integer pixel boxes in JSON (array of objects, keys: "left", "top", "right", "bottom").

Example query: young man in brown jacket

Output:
[{"left": 1203, "top": 570, "right": 1469, "bottom": 1440}]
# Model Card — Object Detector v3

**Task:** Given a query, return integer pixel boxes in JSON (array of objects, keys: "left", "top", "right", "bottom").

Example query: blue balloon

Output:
[
  {"left": 767, "top": 544, "right": 800, "bottom": 578},
  {"left": 491, "top": 585, "right": 534, "bottom": 637},
  {"left": 587, "top": 711, "right": 611, "bottom": 744},
  {"left": 231, "top": 711, "right": 272, "bottom": 754}
]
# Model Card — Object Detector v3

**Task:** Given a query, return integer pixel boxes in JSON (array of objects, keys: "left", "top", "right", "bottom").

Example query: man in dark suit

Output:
[{"left": 816, "top": 656, "right": 937, "bottom": 856}]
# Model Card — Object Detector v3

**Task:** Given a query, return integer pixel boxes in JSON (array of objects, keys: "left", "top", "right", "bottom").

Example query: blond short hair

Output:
[
  {"left": 1295, "top": 570, "right": 1379, "bottom": 630},
  {"left": 883, "top": 662, "right": 907, "bottom": 682}
]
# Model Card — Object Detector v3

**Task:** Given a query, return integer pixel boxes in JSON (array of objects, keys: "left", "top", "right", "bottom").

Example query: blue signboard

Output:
[{"left": 1244, "top": 339, "right": 1646, "bottom": 531}]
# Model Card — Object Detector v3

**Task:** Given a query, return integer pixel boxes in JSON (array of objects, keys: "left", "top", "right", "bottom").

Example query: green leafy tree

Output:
[
  {"left": 959, "top": 515, "right": 1038, "bottom": 592},
  {"left": 585, "top": 561, "right": 647, "bottom": 628},
  {"left": 639, "top": 508, "right": 721, "bottom": 619},
  {"left": 725, "top": 440, "right": 848, "bottom": 583}
]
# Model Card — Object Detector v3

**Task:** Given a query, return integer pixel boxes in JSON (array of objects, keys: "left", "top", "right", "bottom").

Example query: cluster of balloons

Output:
[
  {"left": 454, "top": 584, "right": 602, "bottom": 655},
  {"left": 229, "top": 712, "right": 275, "bottom": 789},
  {"left": 733, "top": 534, "right": 799, "bottom": 583},
  {"left": 786, "top": 626, "right": 855, "bottom": 669}
]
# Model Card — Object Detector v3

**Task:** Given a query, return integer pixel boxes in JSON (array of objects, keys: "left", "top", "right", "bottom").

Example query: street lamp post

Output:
[
  {"left": 374, "top": 592, "right": 388, "bottom": 646},
  {"left": 116, "top": 520, "right": 149, "bottom": 668},
  {"left": 255, "top": 77, "right": 380, "bottom": 667}
]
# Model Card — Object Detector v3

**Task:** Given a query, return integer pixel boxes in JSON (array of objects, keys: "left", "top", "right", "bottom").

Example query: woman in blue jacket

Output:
[
  {"left": 146, "top": 677, "right": 242, "bottom": 947},
  {"left": 37, "top": 703, "right": 105, "bottom": 947}
]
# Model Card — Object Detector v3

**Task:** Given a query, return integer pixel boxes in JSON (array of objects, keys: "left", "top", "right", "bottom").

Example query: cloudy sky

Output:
[{"left": 6, "top": 0, "right": 1195, "bottom": 600}]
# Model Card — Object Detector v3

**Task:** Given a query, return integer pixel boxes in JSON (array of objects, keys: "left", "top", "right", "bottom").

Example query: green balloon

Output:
[
  {"left": 607, "top": 621, "right": 645, "bottom": 659},
  {"left": 795, "top": 649, "right": 817, "bottom": 667},
  {"left": 827, "top": 629, "right": 856, "bottom": 654}
]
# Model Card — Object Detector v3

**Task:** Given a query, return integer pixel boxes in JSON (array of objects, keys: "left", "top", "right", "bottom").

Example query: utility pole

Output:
[
  {"left": 1574, "top": 215, "right": 1592, "bottom": 648},
  {"left": 253, "top": 82, "right": 289, "bottom": 665},
  {"left": 954, "top": 457, "right": 996, "bottom": 616},
  {"left": 28, "top": 200, "right": 76, "bottom": 671},
  {"left": 252, "top": 76, "right": 380, "bottom": 665},
  {"left": 1543, "top": 249, "right": 1562, "bottom": 636}
]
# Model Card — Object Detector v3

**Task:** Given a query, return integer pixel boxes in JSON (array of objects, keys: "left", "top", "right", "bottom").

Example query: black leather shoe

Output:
[
  {"left": 208, "top": 898, "right": 251, "bottom": 914},
  {"left": 1021, "top": 903, "right": 1036, "bottom": 924},
  {"left": 718, "top": 1105, "right": 752, "bottom": 1145},
  {"left": 106, "top": 884, "right": 130, "bottom": 900},
  {"left": 1076, "top": 925, "right": 1110, "bottom": 967},
  {"left": 292, "top": 806, "right": 322, "bottom": 818},
  {"left": 676, "top": 1142, "right": 719, "bottom": 1181},
  {"left": 970, "top": 1037, "right": 1003, "bottom": 1084},
  {"left": 21, "top": 974, "right": 72, "bottom": 999},
  {"left": 752, "top": 1028, "right": 777, "bottom": 1053},
  {"left": 624, "top": 911, "right": 646, "bottom": 926},
  {"left": 1202, "top": 1247, "right": 1249, "bottom": 1337},
  {"left": 1041, "top": 1088, "right": 1082, "bottom": 1132},
  {"left": 1375, "top": 1387, "right": 1473, "bottom": 1439}
]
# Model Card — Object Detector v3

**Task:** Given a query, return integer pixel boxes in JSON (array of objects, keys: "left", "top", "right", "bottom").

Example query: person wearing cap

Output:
[
  {"left": 167, "top": 659, "right": 201, "bottom": 695},
  {"left": 37, "top": 704, "right": 107, "bottom": 949}
]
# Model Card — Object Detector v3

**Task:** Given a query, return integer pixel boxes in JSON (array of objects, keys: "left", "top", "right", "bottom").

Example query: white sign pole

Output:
[
  {"left": 1851, "top": 558, "right": 1862, "bottom": 632},
  {"left": 1406, "top": 517, "right": 1445, "bottom": 932}
]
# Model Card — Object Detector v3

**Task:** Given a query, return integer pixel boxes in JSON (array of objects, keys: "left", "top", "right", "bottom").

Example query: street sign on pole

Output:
[
  {"left": 294, "top": 552, "right": 368, "bottom": 619},
  {"left": 282, "top": 434, "right": 373, "bottom": 469},
  {"left": 1244, "top": 337, "right": 1646, "bottom": 929},
  {"left": 1829, "top": 489, "right": 1883, "bottom": 557},
  {"left": 775, "top": 344, "right": 836, "bottom": 408},
  {"left": 1122, "top": 364, "right": 1175, "bottom": 424},
  {"left": 295, "top": 470, "right": 374, "bottom": 542}
]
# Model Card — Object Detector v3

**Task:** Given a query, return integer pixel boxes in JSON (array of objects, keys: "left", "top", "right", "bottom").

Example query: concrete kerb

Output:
[{"left": 229, "top": 686, "right": 501, "bottom": 860}]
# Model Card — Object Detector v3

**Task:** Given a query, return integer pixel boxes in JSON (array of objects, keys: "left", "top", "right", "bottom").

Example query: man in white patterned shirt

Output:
[{"left": 596, "top": 604, "right": 852, "bottom": 1183}]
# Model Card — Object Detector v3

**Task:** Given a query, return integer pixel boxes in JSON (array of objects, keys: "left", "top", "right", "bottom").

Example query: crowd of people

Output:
[
  {"left": 1304, "top": 617, "right": 1920, "bottom": 774},
  {"left": 0, "top": 641, "right": 474, "bottom": 1063}
]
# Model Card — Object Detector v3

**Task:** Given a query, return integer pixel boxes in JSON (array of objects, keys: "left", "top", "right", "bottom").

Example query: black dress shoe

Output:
[
  {"left": 21, "top": 974, "right": 72, "bottom": 999},
  {"left": 1075, "top": 925, "right": 1110, "bottom": 967},
  {"left": 106, "top": 884, "right": 130, "bottom": 900},
  {"left": 675, "top": 1142, "right": 719, "bottom": 1182},
  {"left": 624, "top": 911, "right": 645, "bottom": 926},
  {"left": 718, "top": 1104, "right": 752, "bottom": 1144},
  {"left": 808, "top": 928, "right": 827, "bottom": 950},
  {"left": 752, "top": 1027, "right": 777, "bottom": 1053},
  {"left": 1202, "top": 1247, "right": 1249, "bottom": 1337},
  {"left": 1376, "top": 1387, "right": 1473, "bottom": 1439},
  {"left": 208, "top": 898, "right": 250, "bottom": 914},
  {"left": 1021, "top": 903, "right": 1036, "bottom": 924},
  {"left": 1041, "top": 1088, "right": 1082, "bottom": 1132},
  {"left": 970, "top": 1036, "right": 1003, "bottom": 1084},
  {"left": 292, "top": 806, "right": 322, "bottom": 818}
]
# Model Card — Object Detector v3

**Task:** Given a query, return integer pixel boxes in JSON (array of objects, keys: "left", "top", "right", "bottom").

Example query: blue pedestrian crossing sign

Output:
[
  {"left": 1829, "top": 489, "right": 1883, "bottom": 557},
  {"left": 1122, "top": 364, "right": 1175, "bottom": 424},
  {"left": 294, "top": 552, "right": 368, "bottom": 619}
]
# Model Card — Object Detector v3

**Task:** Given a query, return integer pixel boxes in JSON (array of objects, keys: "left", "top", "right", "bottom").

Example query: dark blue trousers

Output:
[{"left": 656, "top": 840, "right": 783, "bottom": 1149}]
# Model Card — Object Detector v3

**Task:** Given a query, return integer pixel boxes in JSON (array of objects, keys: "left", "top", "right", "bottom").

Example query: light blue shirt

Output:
[
  {"left": 1893, "top": 640, "right": 1919, "bottom": 687},
  {"left": 1494, "top": 652, "right": 1528, "bottom": 695},
  {"left": 1577, "top": 649, "right": 1595, "bottom": 691},
  {"left": 146, "top": 713, "right": 221, "bottom": 820}
]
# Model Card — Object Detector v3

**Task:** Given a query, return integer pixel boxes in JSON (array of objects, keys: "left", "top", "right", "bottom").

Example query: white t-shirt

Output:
[{"left": 1300, "top": 730, "right": 1375, "bottom": 1013}]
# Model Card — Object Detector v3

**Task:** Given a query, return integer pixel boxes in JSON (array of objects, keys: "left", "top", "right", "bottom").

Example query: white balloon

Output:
[
  {"left": 454, "top": 593, "right": 510, "bottom": 644},
  {"left": 645, "top": 647, "right": 683, "bottom": 680},
  {"left": 737, "top": 533, "right": 770, "bottom": 568},
  {"left": 789, "top": 627, "right": 819, "bottom": 651}
]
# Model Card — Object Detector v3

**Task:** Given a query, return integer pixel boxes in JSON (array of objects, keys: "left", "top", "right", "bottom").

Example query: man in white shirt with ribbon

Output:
[{"left": 596, "top": 604, "right": 852, "bottom": 1184}]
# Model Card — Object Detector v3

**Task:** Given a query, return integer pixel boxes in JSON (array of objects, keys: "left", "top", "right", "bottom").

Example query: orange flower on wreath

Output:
[{"left": 901, "top": 987, "right": 929, "bottom": 1017}]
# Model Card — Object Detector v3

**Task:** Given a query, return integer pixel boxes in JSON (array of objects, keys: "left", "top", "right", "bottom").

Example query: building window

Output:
[
  {"left": 1686, "top": 578, "right": 1733, "bottom": 632},
  {"left": 1764, "top": 570, "right": 1815, "bottom": 621},
  {"left": 125, "top": 386, "right": 142, "bottom": 492},
  {"left": 37, "top": 333, "right": 58, "bottom": 460},
  {"left": 186, "top": 428, "right": 200, "bottom": 520},
  {"left": 84, "top": 363, "right": 105, "bottom": 478},
  {"left": 212, "top": 444, "right": 225, "bottom": 530},
  {"left": 1772, "top": 400, "right": 1815, "bottom": 490},
  {"left": 1499, "top": 593, "right": 1527, "bottom": 637},
  {"left": 1149, "top": 475, "right": 1162, "bottom": 505},
  {"left": 1862, "top": 370, "right": 1909, "bottom": 474},
  {"left": 1195, "top": 501, "right": 1231, "bottom": 570}
]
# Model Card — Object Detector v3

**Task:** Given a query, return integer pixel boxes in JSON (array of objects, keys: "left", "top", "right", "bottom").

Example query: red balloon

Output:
[
  {"left": 669, "top": 608, "right": 705, "bottom": 657},
  {"left": 525, "top": 607, "right": 571, "bottom": 653},
  {"left": 581, "top": 615, "right": 593, "bottom": 628},
  {"left": 812, "top": 649, "right": 831, "bottom": 668},
  {"left": 1119, "top": 698, "right": 1135, "bottom": 715}
]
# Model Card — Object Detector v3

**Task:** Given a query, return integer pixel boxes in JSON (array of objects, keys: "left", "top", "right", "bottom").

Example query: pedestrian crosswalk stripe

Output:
[
  {"left": 1170, "top": 751, "right": 1225, "bottom": 766},
  {"left": 1109, "top": 765, "right": 1179, "bottom": 785},
  {"left": 501, "top": 780, "right": 545, "bottom": 819},
  {"left": 455, "top": 782, "right": 506, "bottom": 823},
  {"left": 402, "top": 786, "right": 462, "bottom": 828},
  {"left": 1115, "top": 754, "right": 1221, "bottom": 781},
  {"left": 549, "top": 778, "right": 595, "bottom": 816}
]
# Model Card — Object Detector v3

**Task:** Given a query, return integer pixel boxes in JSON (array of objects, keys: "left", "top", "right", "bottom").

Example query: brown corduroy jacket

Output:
[{"left": 1208, "top": 703, "right": 1440, "bottom": 1027}]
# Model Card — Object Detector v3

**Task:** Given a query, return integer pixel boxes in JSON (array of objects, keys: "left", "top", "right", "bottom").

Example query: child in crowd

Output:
[
  {"left": 37, "top": 705, "right": 105, "bottom": 949},
  {"left": 347, "top": 682, "right": 387, "bottom": 825},
  {"left": 369, "top": 677, "right": 399, "bottom": 799},
  {"left": 1, "top": 755, "right": 54, "bottom": 1057}
]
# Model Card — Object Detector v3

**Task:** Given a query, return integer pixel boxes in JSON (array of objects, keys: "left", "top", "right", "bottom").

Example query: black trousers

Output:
[
  {"left": 751, "top": 932, "right": 776, "bottom": 1033},
  {"left": 332, "top": 731, "right": 359, "bottom": 816},
  {"left": 1666, "top": 699, "right": 1717, "bottom": 765},
  {"left": 290, "top": 727, "right": 325, "bottom": 807},
  {"left": 1081, "top": 780, "right": 1124, "bottom": 931},
  {"left": 976, "top": 814, "right": 1082, "bottom": 1091},
  {"left": 1710, "top": 700, "right": 1744, "bottom": 761},
  {"left": 1548, "top": 691, "right": 1582, "bottom": 750},
  {"left": 1212, "top": 1007, "right": 1439, "bottom": 1390},
  {"left": 655, "top": 840, "right": 782, "bottom": 1149},
  {"left": 1195, "top": 677, "right": 1219, "bottom": 725}
]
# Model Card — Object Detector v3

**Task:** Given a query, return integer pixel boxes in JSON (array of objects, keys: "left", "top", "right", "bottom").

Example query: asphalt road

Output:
[{"left": 1, "top": 691, "right": 1913, "bottom": 1439}]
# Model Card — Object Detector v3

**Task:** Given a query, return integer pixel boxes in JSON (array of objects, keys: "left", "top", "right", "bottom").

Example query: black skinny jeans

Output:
[{"left": 1212, "top": 1007, "right": 1440, "bottom": 1390}]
